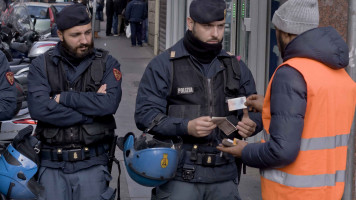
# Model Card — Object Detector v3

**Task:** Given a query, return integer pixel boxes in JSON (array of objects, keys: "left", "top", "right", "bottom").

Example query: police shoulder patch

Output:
[
  {"left": 6, "top": 72, "right": 14, "bottom": 85},
  {"left": 113, "top": 68, "right": 122, "bottom": 81}
]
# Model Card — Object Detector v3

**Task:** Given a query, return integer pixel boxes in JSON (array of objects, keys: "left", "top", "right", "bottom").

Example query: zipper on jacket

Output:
[{"left": 207, "top": 78, "right": 213, "bottom": 116}]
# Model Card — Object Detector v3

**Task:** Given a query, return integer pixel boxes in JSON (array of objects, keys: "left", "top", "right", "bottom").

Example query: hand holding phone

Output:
[{"left": 222, "top": 138, "right": 237, "bottom": 147}]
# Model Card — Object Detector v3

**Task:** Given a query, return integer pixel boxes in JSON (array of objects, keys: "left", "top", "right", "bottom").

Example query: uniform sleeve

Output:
[
  {"left": 27, "top": 56, "right": 92, "bottom": 127},
  {"left": 0, "top": 52, "right": 17, "bottom": 120},
  {"left": 135, "top": 54, "right": 189, "bottom": 137},
  {"left": 228, "top": 61, "right": 263, "bottom": 136},
  {"left": 58, "top": 55, "right": 122, "bottom": 116},
  {"left": 125, "top": 2, "right": 132, "bottom": 20},
  {"left": 241, "top": 66, "right": 306, "bottom": 168}
]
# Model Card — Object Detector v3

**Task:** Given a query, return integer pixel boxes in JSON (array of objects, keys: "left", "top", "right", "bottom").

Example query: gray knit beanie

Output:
[{"left": 272, "top": 0, "right": 319, "bottom": 35}]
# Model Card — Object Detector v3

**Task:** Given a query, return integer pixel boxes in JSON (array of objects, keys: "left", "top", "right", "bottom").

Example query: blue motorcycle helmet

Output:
[
  {"left": 0, "top": 126, "right": 43, "bottom": 199},
  {"left": 119, "top": 133, "right": 182, "bottom": 187}
]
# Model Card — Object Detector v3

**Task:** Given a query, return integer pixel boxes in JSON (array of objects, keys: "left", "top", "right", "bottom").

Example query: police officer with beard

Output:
[
  {"left": 135, "top": 0, "right": 262, "bottom": 199},
  {"left": 27, "top": 4, "right": 122, "bottom": 200}
]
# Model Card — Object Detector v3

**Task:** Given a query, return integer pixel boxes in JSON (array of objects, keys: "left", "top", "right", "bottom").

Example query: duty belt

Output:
[
  {"left": 185, "top": 150, "right": 233, "bottom": 166},
  {"left": 40, "top": 144, "right": 109, "bottom": 162}
]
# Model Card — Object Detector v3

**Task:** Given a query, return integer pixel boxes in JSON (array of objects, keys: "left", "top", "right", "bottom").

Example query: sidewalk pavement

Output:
[{"left": 94, "top": 28, "right": 261, "bottom": 200}]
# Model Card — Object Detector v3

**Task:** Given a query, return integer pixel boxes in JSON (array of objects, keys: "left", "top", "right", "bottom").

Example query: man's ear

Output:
[
  {"left": 280, "top": 30, "right": 297, "bottom": 46},
  {"left": 57, "top": 30, "right": 64, "bottom": 41},
  {"left": 187, "top": 17, "right": 194, "bottom": 31}
]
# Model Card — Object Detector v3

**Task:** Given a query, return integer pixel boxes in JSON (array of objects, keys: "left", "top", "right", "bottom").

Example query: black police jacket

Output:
[
  {"left": 28, "top": 44, "right": 122, "bottom": 172},
  {"left": 35, "top": 49, "right": 116, "bottom": 146},
  {"left": 135, "top": 39, "right": 262, "bottom": 183}
]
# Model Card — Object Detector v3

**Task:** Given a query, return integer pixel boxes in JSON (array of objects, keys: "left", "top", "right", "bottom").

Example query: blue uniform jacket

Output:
[
  {"left": 0, "top": 51, "right": 17, "bottom": 120},
  {"left": 28, "top": 45, "right": 122, "bottom": 128},
  {"left": 27, "top": 44, "right": 122, "bottom": 172},
  {"left": 135, "top": 39, "right": 262, "bottom": 137},
  {"left": 125, "top": 0, "right": 147, "bottom": 23},
  {"left": 241, "top": 27, "right": 350, "bottom": 168}
]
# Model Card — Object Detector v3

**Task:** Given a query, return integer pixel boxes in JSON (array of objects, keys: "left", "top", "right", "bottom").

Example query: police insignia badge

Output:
[
  {"left": 6, "top": 72, "right": 14, "bottom": 85},
  {"left": 113, "top": 68, "right": 122, "bottom": 81},
  {"left": 160, "top": 153, "right": 168, "bottom": 168}
]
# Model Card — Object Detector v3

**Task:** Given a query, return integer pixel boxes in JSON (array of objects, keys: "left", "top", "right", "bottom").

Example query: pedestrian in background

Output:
[
  {"left": 112, "top": 0, "right": 126, "bottom": 36},
  {"left": 112, "top": 0, "right": 119, "bottom": 36},
  {"left": 106, "top": 0, "right": 114, "bottom": 36},
  {"left": 218, "top": 0, "right": 356, "bottom": 199},
  {"left": 27, "top": 4, "right": 122, "bottom": 199},
  {"left": 93, "top": 0, "right": 103, "bottom": 38},
  {"left": 96, "top": 0, "right": 104, "bottom": 21},
  {"left": 141, "top": 0, "right": 148, "bottom": 44},
  {"left": 134, "top": 0, "right": 262, "bottom": 199},
  {"left": 125, "top": 0, "right": 147, "bottom": 46}
]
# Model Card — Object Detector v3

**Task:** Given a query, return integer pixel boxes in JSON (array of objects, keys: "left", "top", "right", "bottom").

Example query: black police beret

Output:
[
  {"left": 56, "top": 4, "right": 91, "bottom": 30},
  {"left": 189, "top": 0, "right": 226, "bottom": 24}
]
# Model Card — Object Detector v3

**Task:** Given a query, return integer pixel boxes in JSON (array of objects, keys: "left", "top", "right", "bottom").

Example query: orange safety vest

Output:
[{"left": 261, "top": 58, "right": 356, "bottom": 200}]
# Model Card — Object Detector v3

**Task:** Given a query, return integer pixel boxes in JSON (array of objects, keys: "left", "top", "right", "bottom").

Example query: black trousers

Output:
[
  {"left": 130, "top": 22, "right": 142, "bottom": 46},
  {"left": 106, "top": 10, "right": 114, "bottom": 35}
]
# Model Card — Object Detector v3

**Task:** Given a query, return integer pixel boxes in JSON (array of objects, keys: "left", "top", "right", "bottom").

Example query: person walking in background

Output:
[
  {"left": 134, "top": 0, "right": 262, "bottom": 199},
  {"left": 106, "top": 0, "right": 114, "bottom": 36},
  {"left": 112, "top": 0, "right": 119, "bottom": 36},
  {"left": 112, "top": 0, "right": 126, "bottom": 36},
  {"left": 94, "top": 0, "right": 103, "bottom": 38},
  {"left": 96, "top": 0, "right": 104, "bottom": 21},
  {"left": 217, "top": 0, "right": 356, "bottom": 199},
  {"left": 118, "top": 0, "right": 127, "bottom": 36},
  {"left": 125, "top": 0, "right": 147, "bottom": 46},
  {"left": 141, "top": 0, "right": 148, "bottom": 44}
]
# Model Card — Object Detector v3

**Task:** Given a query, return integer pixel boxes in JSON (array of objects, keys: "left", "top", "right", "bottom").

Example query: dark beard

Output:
[
  {"left": 62, "top": 37, "right": 94, "bottom": 59},
  {"left": 277, "top": 33, "right": 286, "bottom": 59}
]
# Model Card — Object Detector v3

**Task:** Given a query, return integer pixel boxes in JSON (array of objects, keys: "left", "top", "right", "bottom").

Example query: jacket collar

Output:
[{"left": 169, "top": 39, "right": 232, "bottom": 60}]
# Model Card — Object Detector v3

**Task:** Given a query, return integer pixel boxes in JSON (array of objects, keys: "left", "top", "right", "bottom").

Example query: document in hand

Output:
[
  {"left": 211, "top": 117, "right": 237, "bottom": 136},
  {"left": 227, "top": 97, "right": 247, "bottom": 111}
]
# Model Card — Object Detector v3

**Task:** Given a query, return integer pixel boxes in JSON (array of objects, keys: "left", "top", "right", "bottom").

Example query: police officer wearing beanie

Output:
[
  {"left": 135, "top": 0, "right": 262, "bottom": 199},
  {"left": 28, "top": 4, "right": 122, "bottom": 200}
]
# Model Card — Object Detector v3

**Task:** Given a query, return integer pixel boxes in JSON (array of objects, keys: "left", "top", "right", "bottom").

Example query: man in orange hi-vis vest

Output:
[{"left": 217, "top": 0, "right": 356, "bottom": 199}]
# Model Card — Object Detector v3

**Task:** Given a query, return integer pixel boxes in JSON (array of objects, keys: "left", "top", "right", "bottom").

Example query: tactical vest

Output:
[
  {"left": 35, "top": 49, "right": 116, "bottom": 146},
  {"left": 261, "top": 58, "right": 356, "bottom": 200},
  {"left": 167, "top": 54, "right": 242, "bottom": 183}
]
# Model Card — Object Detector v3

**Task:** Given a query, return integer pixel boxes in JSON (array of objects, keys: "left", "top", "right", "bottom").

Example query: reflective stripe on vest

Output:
[
  {"left": 260, "top": 58, "right": 356, "bottom": 200},
  {"left": 263, "top": 133, "right": 349, "bottom": 151},
  {"left": 261, "top": 169, "right": 345, "bottom": 188}
]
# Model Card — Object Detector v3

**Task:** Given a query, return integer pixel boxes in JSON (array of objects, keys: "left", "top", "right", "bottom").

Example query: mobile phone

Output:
[{"left": 222, "top": 138, "right": 235, "bottom": 147}]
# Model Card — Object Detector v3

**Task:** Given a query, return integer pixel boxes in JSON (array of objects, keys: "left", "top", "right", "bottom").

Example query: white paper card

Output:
[{"left": 227, "top": 97, "right": 247, "bottom": 111}]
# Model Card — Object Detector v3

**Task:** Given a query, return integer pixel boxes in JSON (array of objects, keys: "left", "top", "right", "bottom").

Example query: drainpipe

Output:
[
  {"left": 344, "top": 0, "right": 356, "bottom": 199},
  {"left": 154, "top": 0, "right": 160, "bottom": 55}
]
